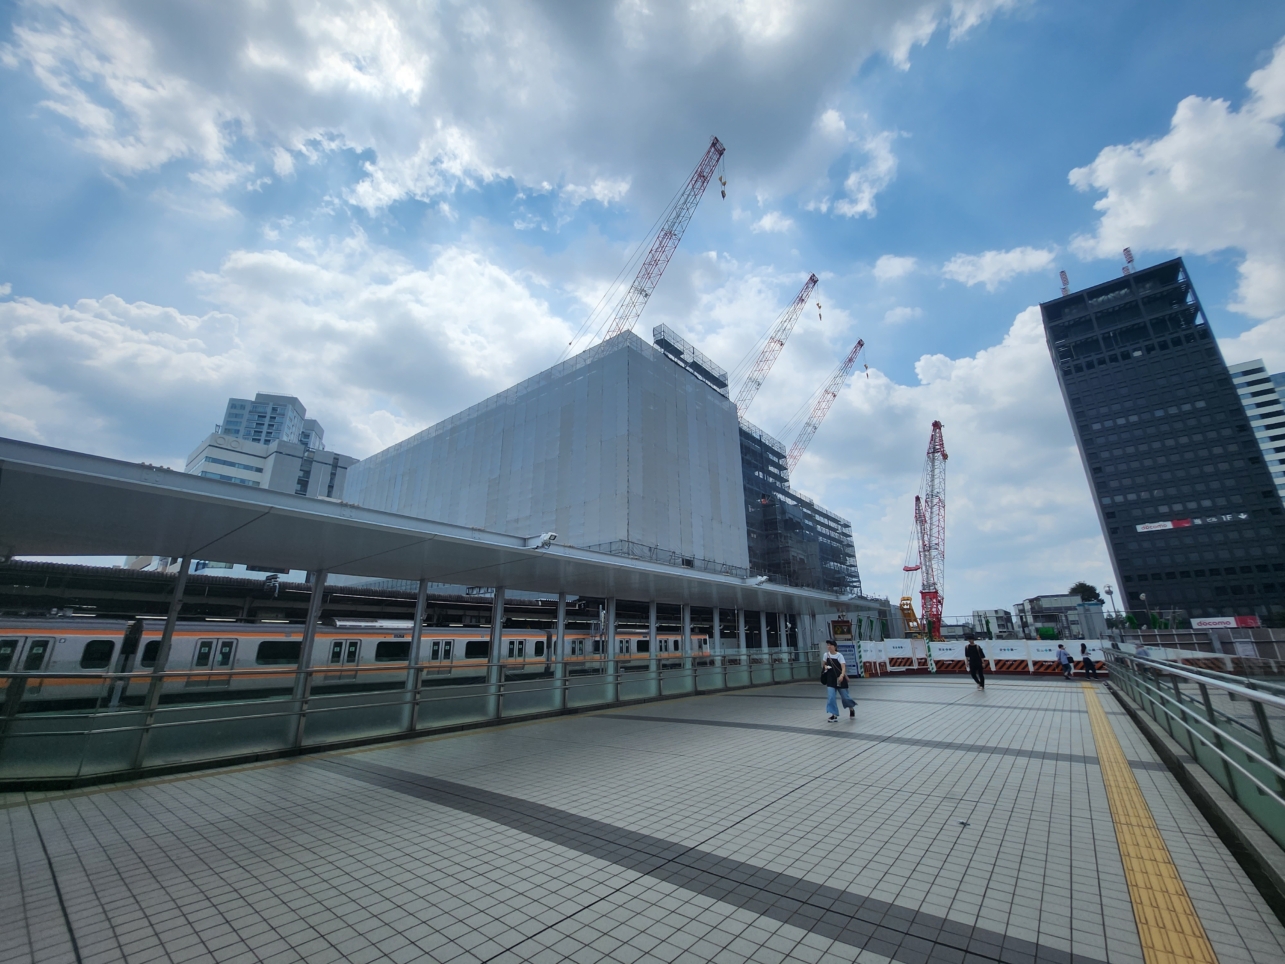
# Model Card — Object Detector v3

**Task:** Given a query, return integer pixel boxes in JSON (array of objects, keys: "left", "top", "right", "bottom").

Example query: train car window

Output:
[
  {"left": 80, "top": 639, "right": 116, "bottom": 669},
  {"left": 214, "top": 640, "right": 236, "bottom": 668},
  {"left": 430, "top": 640, "right": 440, "bottom": 660},
  {"left": 374, "top": 640, "right": 410, "bottom": 662},
  {"left": 22, "top": 639, "right": 52, "bottom": 671},
  {"left": 140, "top": 640, "right": 161, "bottom": 667},
  {"left": 507, "top": 639, "right": 525, "bottom": 659},
  {"left": 464, "top": 640, "right": 489, "bottom": 660},
  {"left": 256, "top": 640, "right": 302, "bottom": 665},
  {"left": 194, "top": 639, "right": 214, "bottom": 667},
  {"left": 442, "top": 640, "right": 453, "bottom": 661},
  {"left": 0, "top": 638, "right": 18, "bottom": 671},
  {"left": 329, "top": 640, "right": 344, "bottom": 664},
  {"left": 592, "top": 639, "right": 602, "bottom": 654},
  {"left": 636, "top": 640, "right": 650, "bottom": 654},
  {"left": 345, "top": 640, "right": 359, "bottom": 664},
  {"left": 534, "top": 640, "right": 545, "bottom": 657}
]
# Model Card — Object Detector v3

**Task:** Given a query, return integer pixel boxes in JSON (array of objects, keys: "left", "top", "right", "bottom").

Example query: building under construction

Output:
[{"left": 346, "top": 327, "right": 861, "bottom": 596}]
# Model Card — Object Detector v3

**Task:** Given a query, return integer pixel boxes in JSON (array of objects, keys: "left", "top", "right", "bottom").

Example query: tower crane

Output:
[
  {"left": 899, "top": 421, "right": 948, "bottom": 640},
  {"left": 601, "top": 136, "right": 726, "bottom": 342},
  {"left": 734, "top": 273, "right": 818, "bottom": 416},
  {"left": 784, "top": 338, "right": 864, "bottom": 472}
]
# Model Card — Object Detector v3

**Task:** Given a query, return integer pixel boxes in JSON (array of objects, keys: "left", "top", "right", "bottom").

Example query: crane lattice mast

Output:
[
  {"left": 601, "top": 136, "right": 725, "bottom": 342},
  {"left": 734, "top": 273, "right": 818, "bottom": 415},
  {"left": 784, "top": 338, "right": 864, "bottom": 472},
  {"left": 916, "top": 421, "right": 948, "bottom": 640}
]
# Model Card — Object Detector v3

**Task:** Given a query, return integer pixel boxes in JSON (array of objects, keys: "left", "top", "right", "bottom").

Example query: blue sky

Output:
[{"left": 3, "top": 0, "right": 1285, "bottom": 615}]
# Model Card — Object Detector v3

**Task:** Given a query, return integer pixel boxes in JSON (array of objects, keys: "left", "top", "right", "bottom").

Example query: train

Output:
[{"left": 0, "top": 617, "right": 713, "bottom": 705}]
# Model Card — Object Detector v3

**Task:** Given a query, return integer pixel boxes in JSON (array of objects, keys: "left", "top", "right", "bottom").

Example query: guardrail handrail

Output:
[{"left": 1110, "top": 652, "right": 1285, "bottom": 710}]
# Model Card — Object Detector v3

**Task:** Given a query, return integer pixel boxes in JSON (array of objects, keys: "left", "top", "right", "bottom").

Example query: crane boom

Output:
[
  {"left": 917, "top": 421, "right": 948, "bottom": 639},
  {"left": 785, "top": 338, "right": 864, "bottom": 471},
  {"left": 602, "top": 136, "right": 725, "bottom": 342},
  {"left": 734, "top": 273, "right": 818, "bottom": 415}
]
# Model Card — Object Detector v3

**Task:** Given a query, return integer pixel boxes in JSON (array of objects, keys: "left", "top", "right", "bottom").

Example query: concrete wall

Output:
[{"left": 346, "top": 333, "right": 750, "bottom": 568}]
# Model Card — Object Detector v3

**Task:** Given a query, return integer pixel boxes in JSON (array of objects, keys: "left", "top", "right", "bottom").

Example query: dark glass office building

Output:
[{"left": 1040, "top": 258, "right": 1285, "bottom": 622}]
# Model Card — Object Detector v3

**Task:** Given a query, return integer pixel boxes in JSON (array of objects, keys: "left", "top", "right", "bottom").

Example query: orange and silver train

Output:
[{"left": 0, "top": 617, "right": 712, "bottom": 703}]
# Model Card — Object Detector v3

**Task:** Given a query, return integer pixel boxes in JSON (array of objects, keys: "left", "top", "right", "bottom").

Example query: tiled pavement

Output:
[{"left": 3, "top": 676, "right": 1284, "bottom": 964}]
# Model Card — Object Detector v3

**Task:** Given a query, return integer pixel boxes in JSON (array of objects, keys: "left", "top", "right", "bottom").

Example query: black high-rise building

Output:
[{"left": 1040, "top": 258, "right": 1285, "bottom": 623}]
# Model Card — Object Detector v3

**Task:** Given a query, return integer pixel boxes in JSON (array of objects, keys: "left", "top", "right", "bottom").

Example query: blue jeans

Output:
[{"left": 826, "top": 687, "right": 841, "bottom": 716}]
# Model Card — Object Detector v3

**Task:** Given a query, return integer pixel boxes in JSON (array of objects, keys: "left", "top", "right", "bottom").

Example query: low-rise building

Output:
[
  {"left": 971, "top": 609, "right": 1016, "bottom": 639},
  {"left": 1012, "top": 594, "right": 1107, "bottom": 639}
]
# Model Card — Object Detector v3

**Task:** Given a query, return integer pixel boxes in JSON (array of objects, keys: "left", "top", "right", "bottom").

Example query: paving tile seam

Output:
[
  {"left": 602, "top": 712, "right": 1169, "bottom": 772},
  {"left": 311, "top": 756, "right": 1112, "bottom": 964}
]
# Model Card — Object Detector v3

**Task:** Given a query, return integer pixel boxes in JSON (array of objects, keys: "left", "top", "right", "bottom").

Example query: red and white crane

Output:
[
  {"left": 734, "top": 273, "right": 818, "bottom": 416},
  {"left": 601, "top": 136, "right": 726, "bottom": 342},
  {"left": 900, "top": 421, "right": 948, "bottom": 640},
  {"left": 784, "top": 338, "right": 864, "bottom": 472}
]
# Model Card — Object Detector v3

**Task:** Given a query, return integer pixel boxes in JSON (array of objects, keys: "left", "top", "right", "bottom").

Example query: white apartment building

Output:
[{"left": 1229, "top": 359, "right": 1285, "bottom": 504}]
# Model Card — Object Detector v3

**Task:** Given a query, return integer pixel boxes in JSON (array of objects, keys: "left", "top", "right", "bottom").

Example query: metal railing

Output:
[
  {"left": 1106, "top": 650, "right": 1285, "bottom": 850},
  {"left": 0, "top": 651, "right": 817, "bottom": 787}
]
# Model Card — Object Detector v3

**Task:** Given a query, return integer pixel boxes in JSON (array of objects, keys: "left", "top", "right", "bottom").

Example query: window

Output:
[
  {"left": 202, "top": 455, "right": 263, "bottom": 473},
  {"left": 22, "top": 639, "right": 51, "bottom": 671},
  {"left": 464, "top": 640, "right": 490, "bottom": 660},
  {"left": 0, "top": 638, "right": 18, "bottom": 671},
  {"left": 534, "top": 640, "right": 545, "bottom": 657},
  {"left": 140, "top": 640, "right": 161, "bottom": 666},
  {"left": 80, "top": 639, "right": 115, "bottom": 669},
  {"left": 375, "top": 640, "right": 411, "bottom": 662},
  {"left": 256, "top": 640, "right": 302, "bottom": 665}
]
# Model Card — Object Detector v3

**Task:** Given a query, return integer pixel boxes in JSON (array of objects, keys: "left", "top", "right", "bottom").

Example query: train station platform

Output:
[{"left": 5, "top": 676, "right": 1284, "bottom": 964}]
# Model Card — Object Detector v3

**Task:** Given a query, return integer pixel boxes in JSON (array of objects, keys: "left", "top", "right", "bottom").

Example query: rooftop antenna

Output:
[
  {"left": 1122, "top": 247, "right": 1134, "bottom": 276},
  {"left": 1059, "top": 270, "right": 1070, "bottom": 297}
]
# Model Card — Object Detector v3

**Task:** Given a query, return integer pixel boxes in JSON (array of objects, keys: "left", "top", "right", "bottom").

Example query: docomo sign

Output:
[
  {"left": 1136, "top": 512, "right": 1249, "bottom": 533},
  {"left": 1191, "top": 615, "right": 1262, "bottom": 629}
]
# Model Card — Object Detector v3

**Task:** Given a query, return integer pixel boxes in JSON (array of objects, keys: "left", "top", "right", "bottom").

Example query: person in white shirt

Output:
[{"left": 821, "top": 640, "right": 849, "bottom": 721}]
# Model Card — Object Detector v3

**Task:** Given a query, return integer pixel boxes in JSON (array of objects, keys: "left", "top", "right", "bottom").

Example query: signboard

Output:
[
  {"left": 884, "top": 639, "right": 915, "bottom": 670},
  {"left": 1136, "top": 512, "right": 1248, "bottom": 533},
  {"left": 1191, "top": 615, "right": 1261, "bottom": 629},
  {"left": 836, "top": 642, "right": 859, "bottom": 677},
  {"left": 830, "top": 619, "right": 854, "bottom": 641}
]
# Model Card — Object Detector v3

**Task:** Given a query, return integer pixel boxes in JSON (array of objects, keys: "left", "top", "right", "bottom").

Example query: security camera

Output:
[
  {"left": 746, "top": 575, "right": 770, "bottom": 586},
  {"left": 531, "top": 532, "right": 558, "bottom": 549}
]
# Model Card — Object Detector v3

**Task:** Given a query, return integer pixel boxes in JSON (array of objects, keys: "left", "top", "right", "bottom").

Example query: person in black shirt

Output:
[{"left": 964, "top": 638, "right": 986, "bottom": 689}]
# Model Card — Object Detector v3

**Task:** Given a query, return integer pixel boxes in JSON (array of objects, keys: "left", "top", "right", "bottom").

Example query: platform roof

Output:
[{"left": 0, "top": 437, "right": 868, "bottom": 616}]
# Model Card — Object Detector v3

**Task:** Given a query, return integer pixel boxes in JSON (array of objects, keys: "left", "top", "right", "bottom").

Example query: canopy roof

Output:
[{"left": 0, "top": 437, "right": 870, "bottom": 616}]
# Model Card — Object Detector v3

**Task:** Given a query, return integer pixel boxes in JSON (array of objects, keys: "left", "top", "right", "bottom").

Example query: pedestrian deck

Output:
[{"left": 4, "top": 676, "right": 1283, "bottom": 964}]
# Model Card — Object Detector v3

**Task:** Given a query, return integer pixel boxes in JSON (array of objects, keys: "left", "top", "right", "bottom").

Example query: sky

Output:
[{"left": 3, "top": 0, "right": 1285, "bottom": 617}]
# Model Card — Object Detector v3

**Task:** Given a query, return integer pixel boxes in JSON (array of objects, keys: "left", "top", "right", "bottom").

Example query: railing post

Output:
[
  {"left": 1250, "top": 700, "right": 1285, "bottom": 797},
  {"left": 718, "top": 608, "right": 729, "bottom": 689},
  {"left": 555, "top": 592, "right": 568, "bottom": 711},
  {"left": 488, "top": 588, "right": 506, "bottom": 719},
  {"left": 648, "top": 601, "right": 659, "bottom": 697},
  {"left": 737, "top": 609, "right": 747, "bottom": 685},
  {"left": 606, "top": 597, "right": 618, "bottom": 702},
  {"left": 131, "top": 555, "right": 191, "bottom": 770},
  {"left": 290, "top": 569, "right": 328, "bottom": 749},
  {"left": 682, "top": 603, "right": 694, "bottom": 690},
  {"left": 1171, "top": 675, "right": 1199, "bottom": 757},
  {"left": 1198, "top": 681, "right": 1239, "bottom": 801},
  {"left": 405, "top": 578, "right": 429, "bottom": 732}
]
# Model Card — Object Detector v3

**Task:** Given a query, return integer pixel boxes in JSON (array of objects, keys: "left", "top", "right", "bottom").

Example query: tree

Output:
[{"left": 1069, "top": 581, "right": 1102, "bottom": 602}]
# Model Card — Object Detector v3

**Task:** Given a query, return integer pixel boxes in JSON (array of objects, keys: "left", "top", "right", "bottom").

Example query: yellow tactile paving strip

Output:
[{"left": 1082, "top": 681, "right": 1218, "bottom": 964}]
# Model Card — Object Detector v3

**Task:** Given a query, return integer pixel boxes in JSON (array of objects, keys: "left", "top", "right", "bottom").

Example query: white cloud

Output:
[
  {"left": 873, "top": 254, "right": 917, "bottom": 281},
  {"left": 883, "top": 306, "right": 922, "bottom": 325},
  {"left": 751, "top": 211, "right": 794, "bottom": 234},
  {"left": 562, "top": 177, "right": 631, "bottom": 207},
  {"left": 834, "top": 131, "right": 899, "bottom": 218},
  {"left": 3, "top": 1, "right": 1019, "bottom": 213},
  {"left": 774, "top": 306, "right": 1112, "bottom": 614},
  {"left": 0, "top": 235, "right": 570, "bottom": 463},
  {"left": 1069, "top": 35, "right": 1285, "bottom": 370},
  {"left": 942, "top": 246, "right": 1056, "bottom": 291}
]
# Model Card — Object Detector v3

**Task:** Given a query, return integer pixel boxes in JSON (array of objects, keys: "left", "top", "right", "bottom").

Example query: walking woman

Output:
[
  {"left": 964, "top": 637, "right": 986, "bottom": 689},
  {"left": 1080, "top": 643, "right": 1100, "bottom": 680},
  {"left": 821, "top": 640, "right": 847, "bottom": 722}
]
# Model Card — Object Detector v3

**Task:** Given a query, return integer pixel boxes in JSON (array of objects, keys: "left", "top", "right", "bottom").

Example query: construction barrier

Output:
[{"left": 875, "top": 640, "right": 1109, "bottom": 677}]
